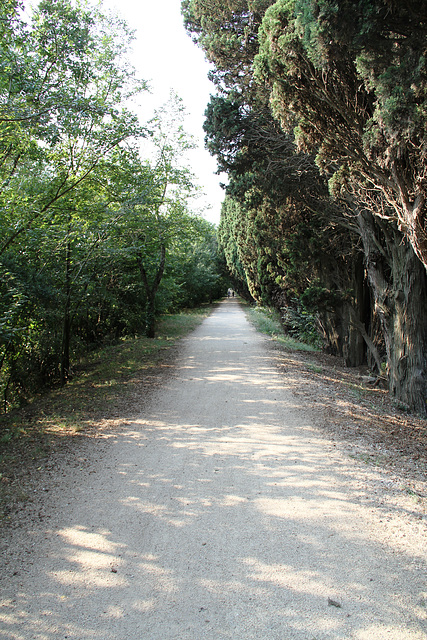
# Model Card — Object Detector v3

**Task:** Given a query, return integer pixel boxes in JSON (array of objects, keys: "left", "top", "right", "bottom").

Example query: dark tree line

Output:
[{"left": 183, "top": 0, "right": 427, "bottom": 414}]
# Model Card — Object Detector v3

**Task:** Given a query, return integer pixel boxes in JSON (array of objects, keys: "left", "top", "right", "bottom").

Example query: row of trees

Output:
[
  {"left": 0, "top": 0, "right": 226, "bottom": 412},
  {"left": 183, "top": 0, "right": 427, "bottom": 414}
]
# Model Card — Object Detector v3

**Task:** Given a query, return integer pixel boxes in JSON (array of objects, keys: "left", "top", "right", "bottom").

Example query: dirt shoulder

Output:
[
  {"left": 0, "top": 344, "right": 181, "bottom": 527},
  {"left": 270, "top": 344, "right": 427, "bottom": 509}
]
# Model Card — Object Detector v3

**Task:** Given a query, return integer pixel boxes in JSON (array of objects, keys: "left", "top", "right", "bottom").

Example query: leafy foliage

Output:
[{"left": 0, "top": 1, "right": 226, "bottom": 412}]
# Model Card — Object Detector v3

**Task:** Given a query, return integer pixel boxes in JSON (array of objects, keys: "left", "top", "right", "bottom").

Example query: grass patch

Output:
[
  {"left": 307, "top": 363, "right": 323, "bottom": 374},
  {"left": 0, "top": 306, "right": 213, "bottom": 520},
  {"left": 402, "top": 486, "right": 424, "bottom": 502},
  {"left": 349, "top": 452, "right": 389, "bottom": 467},
  {"left": 247, "top": 306, "right": 319, "bottom": 353},
  {"left": 15, "top": 306, "right": 211, "bottom": 432}
]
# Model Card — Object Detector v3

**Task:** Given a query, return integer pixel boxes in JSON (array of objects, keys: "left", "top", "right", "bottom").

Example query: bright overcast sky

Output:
[{"left": 102, "top": 0, "right": 226, "bottom": 224}]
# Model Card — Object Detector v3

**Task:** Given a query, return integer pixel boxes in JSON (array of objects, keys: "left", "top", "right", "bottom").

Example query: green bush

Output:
[
  {"left": 281, "top": 301, "right": 321, "bottom": 347},
  {"left": 247, "top": 305, "right": 319, "bottom": 352}
]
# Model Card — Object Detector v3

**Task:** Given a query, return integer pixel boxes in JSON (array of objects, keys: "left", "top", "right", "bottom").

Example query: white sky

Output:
[{"left": 102, "top": 0, "right": 226, "bottom": 224}]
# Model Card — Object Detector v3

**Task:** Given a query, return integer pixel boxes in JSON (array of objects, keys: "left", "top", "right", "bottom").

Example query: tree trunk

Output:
[
  {"left": 145, "top": 294, "right": 156, "bottom": 339},
  {"left": 137, "top": 244, "right": 166, "bottom": 339},
  {"left": 60, "top": 237, "right": 72, "bottom": 385},
  {"left": 316, "top": 251, "right": 369, "bottom": 367},
  {"left": 387, "top": 239, "right": 427, "bottom": 412},
  {"left": 358, "top": 212, "right": 427, "bottom": 414}
]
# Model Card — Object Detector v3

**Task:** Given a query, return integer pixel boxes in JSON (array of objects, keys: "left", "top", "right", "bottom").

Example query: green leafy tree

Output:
[
  {"left": 109, "top": 95, "right": 204, "bottom": 338},
  {"left": 0, "top": 0, "right": 146, "bottom": 256},
  {"left": 0, "top": 0, "right": 148, "bottom": 406},
  {"left": 186, "top": 1, "right": 372, "bottom": 364},
  {"left": 169, "top": 217, "right": 227, "bottom": 308}
]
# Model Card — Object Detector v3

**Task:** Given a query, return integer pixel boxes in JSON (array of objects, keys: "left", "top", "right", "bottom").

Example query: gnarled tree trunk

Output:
[{"left": 358, "top": 212, "right": 427, "bottom": 414}]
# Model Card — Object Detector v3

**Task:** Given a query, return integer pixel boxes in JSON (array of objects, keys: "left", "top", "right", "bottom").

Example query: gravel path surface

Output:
[{"left": 1, "top": 299, "right": 426, "bottom": 639}]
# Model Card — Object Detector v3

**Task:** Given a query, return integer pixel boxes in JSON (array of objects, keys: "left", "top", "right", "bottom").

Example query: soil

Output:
[
  {"left": 0, "top": 299, "right": 426, "bottom": 640},
  {"left": 274, "top": 346, "right": 427, "bottom": 487}
]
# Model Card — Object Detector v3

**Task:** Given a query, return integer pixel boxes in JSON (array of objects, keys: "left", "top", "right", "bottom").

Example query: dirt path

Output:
[{"left": 1, "top": 299, "right": 426, "bottom": 640}]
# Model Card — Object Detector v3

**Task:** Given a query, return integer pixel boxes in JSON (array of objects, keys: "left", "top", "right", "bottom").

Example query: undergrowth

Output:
[{"left": 247, "top": 306, "right": 319, "bottom": 352}]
